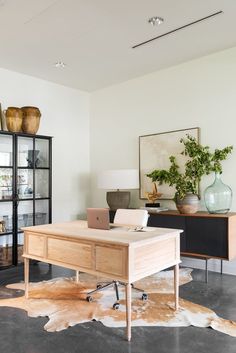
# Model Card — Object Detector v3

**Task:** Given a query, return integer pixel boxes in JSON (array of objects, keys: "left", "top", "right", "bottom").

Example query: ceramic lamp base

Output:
[{"left": 106, "top": 191, "right": 130, "bottom": 211}]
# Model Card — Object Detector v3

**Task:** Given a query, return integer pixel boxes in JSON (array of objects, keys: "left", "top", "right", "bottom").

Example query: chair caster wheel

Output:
[
  {"left": 142, "top": 293, "right": 148, "bottom": 301},
  {"left": 113, "top": 303, "right": 120, "bottom": 310},
  {"left": 86, "top": 296, "right": 93, "bottom": 302}
]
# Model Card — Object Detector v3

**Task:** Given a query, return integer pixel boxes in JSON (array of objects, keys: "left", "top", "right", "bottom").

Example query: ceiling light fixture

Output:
[
  {"left": 54, "top": 61, "right": 66, "bottom": 68},
  {"left": 148, "top": 16, "right": 164, "bottom": 26}
]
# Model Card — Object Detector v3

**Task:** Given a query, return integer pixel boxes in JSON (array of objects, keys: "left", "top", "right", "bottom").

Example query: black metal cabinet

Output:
[
  {"left": 0, "top": 131, "right": 52, "bottom": 268},
  {"left": 147, "top": 211, "right": 236, "bottom": 260}
]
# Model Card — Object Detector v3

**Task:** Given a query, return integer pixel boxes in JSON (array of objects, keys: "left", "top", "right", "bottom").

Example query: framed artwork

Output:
[{"left": 139, "top": 127, "right": 199, "bottom": 200}]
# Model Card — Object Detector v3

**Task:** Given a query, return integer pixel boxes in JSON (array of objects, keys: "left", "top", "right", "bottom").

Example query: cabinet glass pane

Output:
[
  {"left": 18, "top": 232, "right": 24, "bottom": 264},
  {"left": 0, "top": 202, "right": 13, "bottom": 232},
  {"left": 35, "top": 199, "right": 49, "bottom": 225},
  {"left": 35, "top": 139, "right": 49, "bottom": 168},
  {"left": 17, "top": 137, "right": 34, "bottom": 167},
  {"left": 35, "top": 169, "right": 49, "bottom": 198},
  {"left": 0, "top": 168, "right": 13, "bottom": 200},
  {"left": 0, "top": 135, "right": 13, "bottom": 167},
  {"left": 0, "top": 234, "right": 12, "bottom": 267},
  {"left": 18, "top": 200, "right": 33, "bottom": 230},
  {"left": 17, "top": 169, "right": 33, "bottom": 199}
]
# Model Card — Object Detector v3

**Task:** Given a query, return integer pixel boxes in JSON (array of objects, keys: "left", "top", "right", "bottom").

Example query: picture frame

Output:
[{"left": 139, "top": 127, "right": 200, "bottom": 200}]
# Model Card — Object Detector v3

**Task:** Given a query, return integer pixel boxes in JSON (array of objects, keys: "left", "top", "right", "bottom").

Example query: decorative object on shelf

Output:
[
  {"left": 26, "top": 149, "right": 40, "bottom": 168},
  {"left": 139, "top": 127, "right": 199, "bottom": 200},
  {"left": 4, "top": 107, "right": 23, "bottom": 132},
  {"left": 21, "top": 106, "right": 41, "bottom": 134},
  {"left": 145, "top": 182, "right": 162, "bottom": 205},
  {"left": 0, "top": 220, "right": 6, "bottom": 233},
  {"left": 147, "top": 134, "right": 233, "bottom": 214},
  {"left": 0, "top": 103, "right": 7, "bottom": 131},
  {"left": 204, "top": 173, "right": 232, "bottom": 214},
  {"left": 140, "top": 206, "right": 168, "bottom": 212},
  {"left": 98, "top": 169, "right": 139, "bottom": 210}
]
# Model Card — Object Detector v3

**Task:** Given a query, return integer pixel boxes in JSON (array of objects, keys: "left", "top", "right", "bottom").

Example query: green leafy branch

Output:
[{"left": 147, "top": 135, "right": 233, "bottom": 200}]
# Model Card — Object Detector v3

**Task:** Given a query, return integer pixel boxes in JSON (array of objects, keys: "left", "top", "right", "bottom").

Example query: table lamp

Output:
[{"left": 98, "top": 169, "right": 139, "bottom": 210}]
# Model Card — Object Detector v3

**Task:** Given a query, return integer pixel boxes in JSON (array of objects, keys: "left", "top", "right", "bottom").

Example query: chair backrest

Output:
[{"left": 113, "top": 209, "right": 149, "bottom": 227}]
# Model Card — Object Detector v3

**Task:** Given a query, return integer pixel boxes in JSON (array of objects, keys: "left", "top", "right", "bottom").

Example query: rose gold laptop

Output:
[{"left": 87, "top": 208, "right": 110, "bottom": 230}]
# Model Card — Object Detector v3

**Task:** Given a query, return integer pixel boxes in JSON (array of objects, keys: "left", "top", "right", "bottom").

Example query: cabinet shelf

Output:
[
  {"left": 0, "top": 232, "right": 12, "bottom": 236},
  {"left": 17, "top": 166, "right": 50, "bottom": 170}
]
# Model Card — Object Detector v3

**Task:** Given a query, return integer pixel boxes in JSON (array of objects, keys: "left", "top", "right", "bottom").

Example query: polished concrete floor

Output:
[{"left": 0, "top": 263, "right": 236, "bottom": 353}]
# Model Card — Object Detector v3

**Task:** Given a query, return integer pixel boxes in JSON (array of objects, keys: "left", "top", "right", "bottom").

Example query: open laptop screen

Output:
[{"left": 87, "top": 208, "right": 110, "bottom": 230}]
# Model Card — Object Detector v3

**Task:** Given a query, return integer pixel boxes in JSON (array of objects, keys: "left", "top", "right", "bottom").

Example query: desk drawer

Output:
[
  {"left": 47, "top": 238, "right": 92, "bottom": 268},
  {"left": 95, "top": 245, "right": 126, "bottom": 277},
  {"left": 27, "top": 233, "right": 45, "bottom": 257}
]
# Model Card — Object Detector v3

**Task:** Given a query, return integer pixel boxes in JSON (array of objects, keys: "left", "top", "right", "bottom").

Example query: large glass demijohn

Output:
[{"left": 204, "top": 173, "right": 232, "bottom": 214}]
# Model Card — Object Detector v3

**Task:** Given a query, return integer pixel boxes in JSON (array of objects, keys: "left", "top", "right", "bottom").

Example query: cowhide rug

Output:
[{"left": 0, "top": 268, "right": 236, "bottom": 337}]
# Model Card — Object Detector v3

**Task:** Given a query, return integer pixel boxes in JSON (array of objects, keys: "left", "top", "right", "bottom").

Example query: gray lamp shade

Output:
[{"left": 98, "top": 169, "right": 139, "bottom": 210}]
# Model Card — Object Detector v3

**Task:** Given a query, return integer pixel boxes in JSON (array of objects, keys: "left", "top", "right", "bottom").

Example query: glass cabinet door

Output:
[
  {"left": 0, "top": 134, "right": 13, "bottom": 201},
  {"left": 35, "top": 138, "right": 50, "bottom": 168},
  {"left": 0, "top": 135, "right": 13, "bottom": 267},
  {"left": 17, "top": 136, "right": 34, "bottom": 168},
  {"left": 35, "top": 199, "right": 49, "bottom": 225},
  {"left": 0, "top": 202, "right": 13, "bottom": 266}
]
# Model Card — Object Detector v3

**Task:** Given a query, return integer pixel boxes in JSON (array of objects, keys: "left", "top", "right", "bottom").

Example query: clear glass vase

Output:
[{"left": 204, "top": 173, "right": 232, "bottom": 214}]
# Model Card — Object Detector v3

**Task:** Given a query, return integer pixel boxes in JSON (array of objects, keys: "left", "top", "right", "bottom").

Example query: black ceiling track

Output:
[{"left": 132, "top": 10, "right": 223, "bottom": 49}]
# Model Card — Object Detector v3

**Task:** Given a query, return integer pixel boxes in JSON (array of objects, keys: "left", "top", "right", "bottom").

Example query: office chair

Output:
[{"left": 86, "top": 208, "right": 149, "bottom": 309}]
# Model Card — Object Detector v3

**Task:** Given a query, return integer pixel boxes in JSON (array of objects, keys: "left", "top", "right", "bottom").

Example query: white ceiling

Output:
[{"left": 0, "top": 0, "right": 236, "bottom": 92}]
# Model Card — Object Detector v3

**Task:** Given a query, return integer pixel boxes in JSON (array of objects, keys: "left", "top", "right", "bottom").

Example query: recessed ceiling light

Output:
[
  {"left": 148, "top": 16, "right": 164, "bottom": 26},
  {"left": 54, "top": 61, "right": 66, "bottom": 68}
]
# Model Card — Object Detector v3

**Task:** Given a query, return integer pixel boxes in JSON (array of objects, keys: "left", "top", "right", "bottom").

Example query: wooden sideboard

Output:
[{"left": 146, "top": 211, "right": 236, "bottom": 261}]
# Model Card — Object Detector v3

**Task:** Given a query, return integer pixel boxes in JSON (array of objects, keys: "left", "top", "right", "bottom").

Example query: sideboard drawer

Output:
[{"left": 47, "top": 238, "right": 92, "bottom": 268}]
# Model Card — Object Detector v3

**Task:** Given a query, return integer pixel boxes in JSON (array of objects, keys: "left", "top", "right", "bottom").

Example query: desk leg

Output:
[
  {"left": 125, "top": 283, "right": 132, "bottom": 341},
  {"left": 174, "top": 264, "right": 179, "bottom": 311},
  {"left": 24, "top": 258, "right": 29, "bottom": 299},
  {"left": 75, "top": 271, "right": 80, "bottom": 283}
]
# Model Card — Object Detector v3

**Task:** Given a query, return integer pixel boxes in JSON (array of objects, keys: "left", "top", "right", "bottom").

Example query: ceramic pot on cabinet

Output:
[
  {"left": 21, "top": 106, "right": 41, "bottom": 134},
  {"left": 4, "top": 107, "right": 23, "bottom": 132}
]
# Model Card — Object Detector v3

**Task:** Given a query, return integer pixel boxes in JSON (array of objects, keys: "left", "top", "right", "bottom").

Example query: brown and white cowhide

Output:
[{"left": 0, "top": 268, "right": 236, "bottom": 337}]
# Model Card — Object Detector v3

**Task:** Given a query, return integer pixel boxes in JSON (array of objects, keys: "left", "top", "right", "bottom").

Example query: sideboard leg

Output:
[
  {"left": 220, "top": 260, "right": 223, "bottom": 275},
  {"left": 205, "top": 258, "right": 208, "bottom": 283}
]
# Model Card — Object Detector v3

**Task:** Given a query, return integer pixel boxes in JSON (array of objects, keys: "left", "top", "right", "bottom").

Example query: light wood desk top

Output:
[
  {"left": 23, "top": 221, "right": 182, "bottom": 341},
  {"left": 23, "top": 220, "right": 182, "bottom": 247}
]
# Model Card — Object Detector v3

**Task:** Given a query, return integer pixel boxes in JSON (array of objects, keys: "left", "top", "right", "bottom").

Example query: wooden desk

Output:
[{"left": 23, "top": 221, "right": 182, "bottom": 341}]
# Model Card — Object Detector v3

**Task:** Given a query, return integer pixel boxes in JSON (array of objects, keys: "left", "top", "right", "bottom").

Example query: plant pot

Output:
[
  {"left": 21, "top": 106, "right": 41, "bottom": 134},
  {"left": 176, "top": 193, "right": 199, "bottom": 214}
]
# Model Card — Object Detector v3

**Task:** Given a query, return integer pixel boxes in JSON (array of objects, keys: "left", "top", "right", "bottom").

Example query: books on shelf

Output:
[{"left": 140, "top": 206, "right": 168, "bottom": 213}]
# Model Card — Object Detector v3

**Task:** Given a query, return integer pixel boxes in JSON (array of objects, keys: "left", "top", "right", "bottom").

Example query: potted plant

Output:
[{"left": 146, "top": 135, "right": 233, "bottom": 214}]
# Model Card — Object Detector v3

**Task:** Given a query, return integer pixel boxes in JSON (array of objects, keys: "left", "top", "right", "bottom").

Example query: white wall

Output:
[
  {"left": 0, "top": 67, "right": 90, "bottom": 222},
  {"left": 90, "top": 46, "right": 236, "bottom": 275}
]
